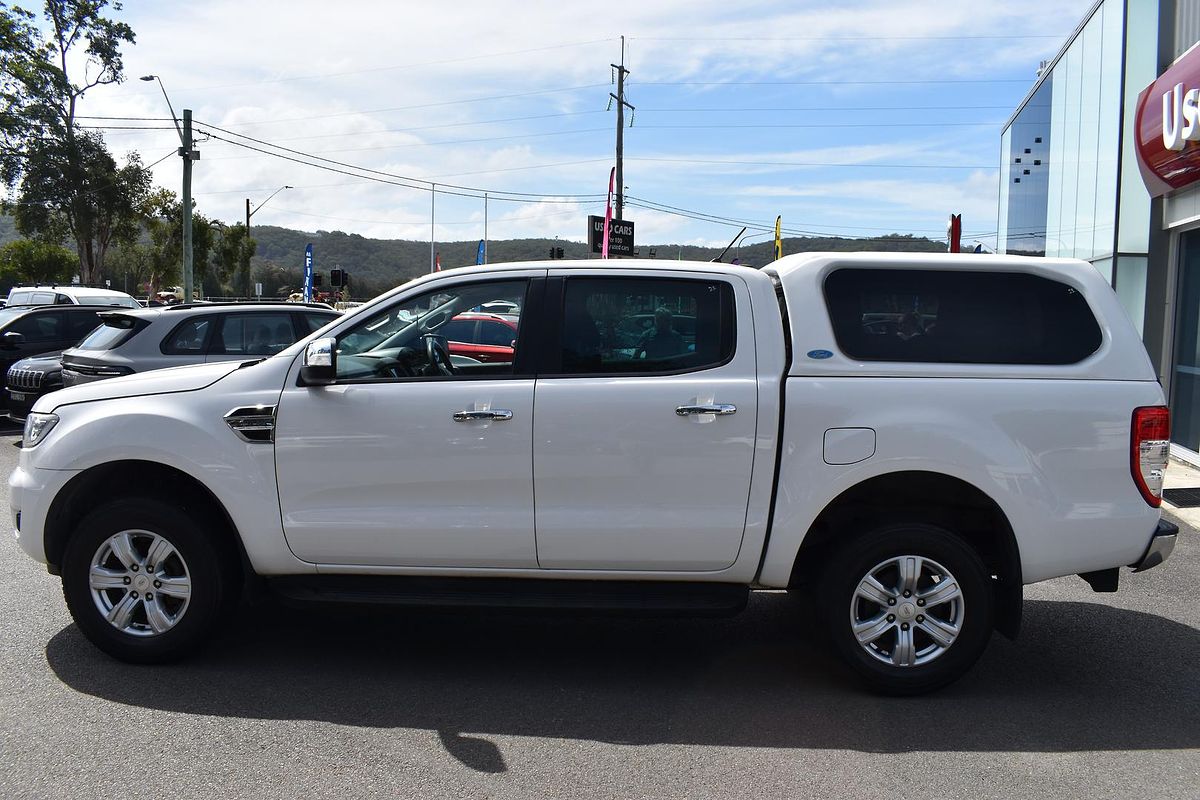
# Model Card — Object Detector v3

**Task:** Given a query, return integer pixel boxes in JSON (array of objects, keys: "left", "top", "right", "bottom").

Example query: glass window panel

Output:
[
  {"left": 1115, "top": 256, "right": 1148, "bottom": 337},
  {"left": 1171, "top": 231, "right": 1200, "bottom": 451},
  {"left": 1074, "top": 14, "right": 1103, "bottom": 261},
  {"left": 1092, "top": 0, "right": 1123, "bottom": 259},
  {"left": 1118, "top": 0, "right": 1157, "bottom": 254},
  {"left": 1046, "top": 66, "right": 1067, "bottom": 257}
]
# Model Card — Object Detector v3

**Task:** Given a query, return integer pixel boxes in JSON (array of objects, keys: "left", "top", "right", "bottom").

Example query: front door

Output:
[
  {"left": 533, "top": 272, "right": 759, "bottom": 571},
  {"left": 275, "top": 274, "right": 541, "bottom": 567}
]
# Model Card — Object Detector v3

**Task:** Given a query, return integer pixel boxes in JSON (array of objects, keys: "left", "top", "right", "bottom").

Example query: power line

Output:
[
  {"left": 625, "top": 156, "right": 993, "bottom": 170},
  {"left": 632, "top": 78, "right": 1034, "bottom": 85},
  {"left": 194, "top": 121, "right": 609, "bottom": 200},
  {"left": 203, "top": 128, "right": 611, "bottom": 160},
  {"left": 631, "top": 33, "right": 1067, "bottom": 41},
  {"left": 253, "top": 110, "right": 607, "bottom": 144},
  {"left": 639, "top": 105, "right": 1015, "bottom": 112},
  {"left": 635, "top": 122, "right": 1003, "bottom": 129}
]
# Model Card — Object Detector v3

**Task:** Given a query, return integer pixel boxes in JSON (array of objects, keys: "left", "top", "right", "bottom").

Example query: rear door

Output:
[
  {"left": 206, "top": 311, "right": 299, "bottom": 361},
  {"left": 532, "top": 270, "right": 759, "bottom": 571}
]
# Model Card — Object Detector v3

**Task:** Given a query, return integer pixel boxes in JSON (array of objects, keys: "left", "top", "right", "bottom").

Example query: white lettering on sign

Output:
[{"left": 1163, "top": 82, "right": 1200, "bottom": 151}]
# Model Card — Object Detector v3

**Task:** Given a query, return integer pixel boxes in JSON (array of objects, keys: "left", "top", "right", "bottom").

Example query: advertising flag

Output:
[
  {"left": 303, "top": 243, "right": 314, "bottom": 302},
  {"left": 602, "top": 166, "right": 615, "bottom": 260},
  {"left": 476, "top": 239, "right": 485, "bottom": 265},
  {"left": 435, "top": 251, "right": 442, "bottom": 271},
  {"left": 774, "top": 215, "right": 782, "bottom": 261}
]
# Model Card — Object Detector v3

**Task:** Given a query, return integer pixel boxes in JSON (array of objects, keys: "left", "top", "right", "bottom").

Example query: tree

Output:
[
  {"left": 213, "top": 223, "right": 257, "bottom": 297},
  {"left": 13, "top": 129, "right": 150, "bottom": 281},
  {"left": 0, "top": 1, "right": 141, "bottom": 283},
  {"left": 138, "top": 189, "right": 211, "bottom": 297},
  {"left": 0, "top": 237, "right": 75, "bottom": 284}
]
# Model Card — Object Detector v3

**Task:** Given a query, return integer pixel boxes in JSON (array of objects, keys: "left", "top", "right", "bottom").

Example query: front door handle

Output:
[
  {"left": 675, "top": 404, "right": 736, "bottom": 416},
  {"left": 453, "top": 409, "right": 513, "bottom": 421}
]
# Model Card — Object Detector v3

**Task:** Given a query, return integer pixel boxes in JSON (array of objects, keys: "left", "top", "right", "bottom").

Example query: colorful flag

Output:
[
  {"left": 303, "top": 243, "right": 314, "bottom": 302},
  {"left": 602, "top": 166, "right": 615, "bottom": 260},
  {"left": 476, "top": 240, "right": 485, "bottom": 265},
  {"left": 435, "top": 251, "right": 442, "bottom": 271},
  {"left": 774, "top": 216, "right": 782, "bottom": 261}
]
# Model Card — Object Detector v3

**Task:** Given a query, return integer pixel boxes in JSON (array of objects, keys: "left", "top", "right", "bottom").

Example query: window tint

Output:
[
  {"left": 335, "top": 279, "right": 527, "bottom": 381},
  {"left": 301, "top": 312, "right": 337, "bottom": 334},
  {"left": 214, "top": 312, "right": 297, "bottom": 356},
  {"left": 67, "top": 311, "right": 102, "bottom": 339},
  {"left": 7, "top": 312, "right": 63, "bottom": 342},
  {"left": 31, "top": 292, "right": 54, "bottom": 305},
  {"left": 823, "top": 268, "right": 1103, "bottom": 365},
  {"left": 8, "top": 292, "right": 32, "bottom": 306},
  {"left": 162, "top": 317, "right": 213, "bottom": 354},
  {"left": 480, "top": 320, "right": 516, "bottom": 347},
  {"left": 54, "top": 293, "right": 73, "bottom": 305},
  {"left": 440, "top": 319, "right": 477, "bottom": 343},
  {"left": 557, "top": 278, "right": 735, "bottom": 375}
]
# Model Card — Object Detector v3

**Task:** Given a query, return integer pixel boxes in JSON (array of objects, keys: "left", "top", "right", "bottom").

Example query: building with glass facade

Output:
[{"left": 999, "top": 0, "right": 1200, "bottom": 463}]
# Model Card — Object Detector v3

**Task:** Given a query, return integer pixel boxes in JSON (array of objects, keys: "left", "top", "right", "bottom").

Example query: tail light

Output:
[{"left": 1131, "top": 406, "right": 1170, "bottom": 507}]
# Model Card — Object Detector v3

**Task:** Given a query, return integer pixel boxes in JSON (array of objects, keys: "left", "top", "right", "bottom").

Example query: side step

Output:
[{"left": 267, "top": 575, "right": 750, "bottom": 615}]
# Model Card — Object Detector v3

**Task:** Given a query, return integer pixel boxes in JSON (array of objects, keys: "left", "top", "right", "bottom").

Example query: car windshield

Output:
[{"left": 75, "top": 295, "right": 140, "bottom": 308}]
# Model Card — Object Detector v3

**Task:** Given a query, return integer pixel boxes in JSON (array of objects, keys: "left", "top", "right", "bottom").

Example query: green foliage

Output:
[
  {"left": 212, "top": 223, "right": 256, "bottom": 295},
  {"left": 0, "top": 0, "right": 141, "bottom": 284},
  {"left": 0, "top": 237, "right": 75, "bottom": 285}
]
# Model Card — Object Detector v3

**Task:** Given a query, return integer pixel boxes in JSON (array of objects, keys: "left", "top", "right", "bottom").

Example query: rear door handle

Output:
[
  {"left": 675, "top": 404, "right": 736, "bottom": 416},
  {"left": 453, "top": 409, "right": 513, "bottom": 421}
]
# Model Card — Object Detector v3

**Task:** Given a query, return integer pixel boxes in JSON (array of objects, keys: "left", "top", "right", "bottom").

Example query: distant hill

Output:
[
  {"left": 0, "top": 215, "right": 16, "bottom": 246},
  {"left": 249, "top": 224, "right": 946, "bottom": 295}
]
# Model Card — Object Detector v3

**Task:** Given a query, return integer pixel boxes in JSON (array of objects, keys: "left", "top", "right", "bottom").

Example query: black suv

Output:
[{"left": 0, "top": 305, "right": 109, "bottom": 415}]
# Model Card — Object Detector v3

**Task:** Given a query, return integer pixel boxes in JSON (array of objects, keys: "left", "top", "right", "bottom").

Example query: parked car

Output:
[
  {"left": 0, "top": 305, "right": 110, "bottom": 409},
  {"left": 59, "top": 303, "right": 339, "bottom": 387},
  {"left": 8, "top": 253, "right": 1176, "bottom": 695},
  {"left": 440, "top": 312, "right": 519, "bottom": 363},
  {"left": 6, "top": 351, "right": 67, "bottom": 423},
  {"left": 7, "top": 285, "right": 140, "bottom": 309}
]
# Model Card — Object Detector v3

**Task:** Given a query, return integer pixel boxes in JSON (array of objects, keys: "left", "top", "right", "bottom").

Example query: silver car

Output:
[{"left": 61, "top": 303, "right": 339, "bottom": 386}]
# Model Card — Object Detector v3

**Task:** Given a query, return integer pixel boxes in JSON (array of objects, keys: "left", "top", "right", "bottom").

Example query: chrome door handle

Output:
[
  {"left": 675, "top": 404, "right": 736, "bottom": 416},
  {"left": 453, "top": 409, "right": 513, "bottom": 421}
]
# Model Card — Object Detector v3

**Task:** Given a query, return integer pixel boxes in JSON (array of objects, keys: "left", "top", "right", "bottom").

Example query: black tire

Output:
[
  {"left": 818, "top": 523, "right": 994, "bottom": 695},
  {"left": 61, "top": 497, "right": 239, "bottom": 663}
]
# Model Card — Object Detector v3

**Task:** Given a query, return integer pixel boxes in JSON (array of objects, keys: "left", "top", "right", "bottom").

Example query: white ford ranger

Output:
[{"left": 8, "top": 252, "right": 1178, "bottom": 694}]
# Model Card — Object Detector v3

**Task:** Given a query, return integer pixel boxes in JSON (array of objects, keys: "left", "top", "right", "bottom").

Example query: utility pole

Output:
[
  {"left": 483, "top": 192, "right": 488, "bottom": 265},
  {"left": 430, "top": 184, "right": 436, "bottom": 273},
  {"left": 610, "top": 36, "right": 634, "bottom": 222},
  {"left": 182, "top": 109, "right": 194, "bottom": 303}
]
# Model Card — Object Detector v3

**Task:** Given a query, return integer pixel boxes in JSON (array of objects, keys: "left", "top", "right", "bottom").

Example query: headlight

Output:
[{"left": 22, "top": 412, "right": 59, "bottom": 448}]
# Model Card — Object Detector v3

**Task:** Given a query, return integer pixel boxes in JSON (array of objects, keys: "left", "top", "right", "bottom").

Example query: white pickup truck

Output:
[{"left": 8, "top": 252, "right": 1178, "bottom": 694}]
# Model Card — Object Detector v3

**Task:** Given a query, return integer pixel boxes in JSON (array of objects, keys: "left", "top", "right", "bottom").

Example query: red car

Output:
[{"left": 441, "top": 313, "right": 518, "bottom": 363}]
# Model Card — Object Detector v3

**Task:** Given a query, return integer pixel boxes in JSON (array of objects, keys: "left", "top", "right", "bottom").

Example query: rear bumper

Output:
[{"left": 1130, "top": 518, "right": 1179, "bottom": 573}]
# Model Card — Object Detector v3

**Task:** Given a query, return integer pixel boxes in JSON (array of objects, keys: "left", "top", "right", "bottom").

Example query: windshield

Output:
[{"left": 76, "top": 295, "right": 140, "bottom": 308}]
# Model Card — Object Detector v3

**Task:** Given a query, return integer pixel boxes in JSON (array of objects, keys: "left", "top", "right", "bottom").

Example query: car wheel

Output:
[
  {"left": 819, "top": 523, "right": 994, "bottom": 695},
  {"left": 61, "top": 498, "right": 238, "bottom": 663}
]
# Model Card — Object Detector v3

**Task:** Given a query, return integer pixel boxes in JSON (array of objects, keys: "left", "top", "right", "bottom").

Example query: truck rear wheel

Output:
[
  {"left": 818, "top": 523, "right": 994, "bottom": 695},
  {"left": 61, "top": 498, "right": 238, "bottom": 663}
]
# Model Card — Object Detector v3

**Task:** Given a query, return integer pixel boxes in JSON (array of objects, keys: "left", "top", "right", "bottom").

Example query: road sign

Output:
[{"left": 587, "top": 215, "right": 635, "bottom": 257}]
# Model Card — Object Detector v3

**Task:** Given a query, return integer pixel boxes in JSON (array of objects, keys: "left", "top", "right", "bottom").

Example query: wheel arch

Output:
[
  {"left": 788, "top": 470, "right": 1023, "bottom": 639},
  {"left": 43, "top": 459, "right": 250, "bottom": 582}
]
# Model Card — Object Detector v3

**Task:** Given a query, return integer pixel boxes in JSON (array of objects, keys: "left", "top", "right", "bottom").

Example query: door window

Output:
[
  {"left": 555, "top": 277, "right": 735, "bottom": 375},
  {"left": 214, "top": 312, "right": 297, "bottom": 356},
  {"left": 66, "top": 310, "right": 103, "bottom": 339},
  {"left": 335, "top": 280, "right": 528, "bottom": 381},
  {"left": 8, "top": 312, "right": 64, "bottom": 342},
  {"left": 480, "top": 320, "right": 516, "bottom": 347},
  {"left": 161, "top": 317, "right": 213, "bottom": 354}
]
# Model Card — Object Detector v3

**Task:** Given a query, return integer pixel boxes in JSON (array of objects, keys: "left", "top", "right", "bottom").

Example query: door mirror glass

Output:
[{"left": 300, "top": 337, "right": 337, "bottom": 385}]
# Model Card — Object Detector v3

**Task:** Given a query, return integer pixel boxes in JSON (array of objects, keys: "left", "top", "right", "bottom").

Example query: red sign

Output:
[{"left": 1136, "top": 46, "right": 1200, "bottom": 197}]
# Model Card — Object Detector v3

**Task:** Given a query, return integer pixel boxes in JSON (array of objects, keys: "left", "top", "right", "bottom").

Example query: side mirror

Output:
[
  {"left": 299, "top": 337, "right": 337, "bottom": 386},
  {"left": 1, "top": 331, "right": 25, "bottom": 350}
]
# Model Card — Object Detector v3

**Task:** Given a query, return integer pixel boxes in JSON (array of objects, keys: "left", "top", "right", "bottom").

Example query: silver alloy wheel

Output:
[
  {"left": 849, "top": 554, "right": 964, "bottom": 667},
  {"left": 88, "top": 529, "right": 191, "bottom": 637}
]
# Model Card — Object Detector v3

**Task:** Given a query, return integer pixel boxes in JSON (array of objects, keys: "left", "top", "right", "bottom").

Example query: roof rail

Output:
[
  {"left": 161, "top": 301, "right": 335, "bottom": 311},
  {"left": 10, "top": 282, "right": 118, "bottom": 290}
]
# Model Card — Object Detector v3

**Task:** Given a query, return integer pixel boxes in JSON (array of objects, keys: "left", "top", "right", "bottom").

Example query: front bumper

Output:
[{"left": 1130, "top": 518, "right": 1179, "bottom": 573}]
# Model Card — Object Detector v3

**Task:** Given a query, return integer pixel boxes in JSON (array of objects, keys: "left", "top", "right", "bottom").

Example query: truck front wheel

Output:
[
  {"left": 61, "top": 498, "right": 238, "bottom": 663},
  {"left": 819, "top": 523, "right": 994, "bottom": 695}
]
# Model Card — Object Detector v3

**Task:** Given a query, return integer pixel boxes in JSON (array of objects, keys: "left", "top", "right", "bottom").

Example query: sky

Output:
[{"left": 24, "top": 0, "right": 1097, "bottom": 249}]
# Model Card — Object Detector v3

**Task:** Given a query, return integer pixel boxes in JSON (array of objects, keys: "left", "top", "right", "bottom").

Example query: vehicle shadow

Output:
[{"left": 44, "top": 594, "right": 1200, "bottom": 766}]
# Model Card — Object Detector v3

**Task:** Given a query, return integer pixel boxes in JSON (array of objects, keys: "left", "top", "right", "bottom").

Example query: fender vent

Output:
[{"left": 224, "top": 405, "right": 277, "bottom": 443}]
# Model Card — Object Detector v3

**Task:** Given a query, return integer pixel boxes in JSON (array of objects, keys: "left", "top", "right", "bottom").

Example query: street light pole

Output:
[
  {"left": 140, "top": 75, "right": 196, "bottom": 302},
  {"left": 246, "top": 185, "right": 292, "bottom": 297}
]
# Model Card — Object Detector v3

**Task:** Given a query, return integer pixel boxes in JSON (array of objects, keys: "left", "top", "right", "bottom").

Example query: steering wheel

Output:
[{"left": 424, "top": 335, "right": 455, "bottom": 377}]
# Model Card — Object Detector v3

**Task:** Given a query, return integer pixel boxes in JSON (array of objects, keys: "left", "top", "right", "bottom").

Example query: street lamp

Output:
[
  {"left": 140, "top": 74, "right": 196, "bottom": 302},
  {"left": 244, "top": 186, "right": 291, "bottom": 296}
]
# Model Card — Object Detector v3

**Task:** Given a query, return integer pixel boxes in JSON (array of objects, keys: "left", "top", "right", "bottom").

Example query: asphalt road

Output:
[{"left": 1, "top": 429, "right": 1197, "bottom": 799}]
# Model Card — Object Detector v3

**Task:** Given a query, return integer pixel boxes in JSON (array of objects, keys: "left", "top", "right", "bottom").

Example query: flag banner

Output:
[
  {"left": 476, "top": 240, "right": 485, "bottom": 265},
  {"left": 435, "top": 251, "right": 442, "bottom": 272},
  {"left": 303, "top": 244, "right": 314, "bottom": 302},
  {"left": 774, "top": 216, "right": 782, "bottom": 261},
  {"left": 602, "top": 166, "right": 615, "bottom": 259}
]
